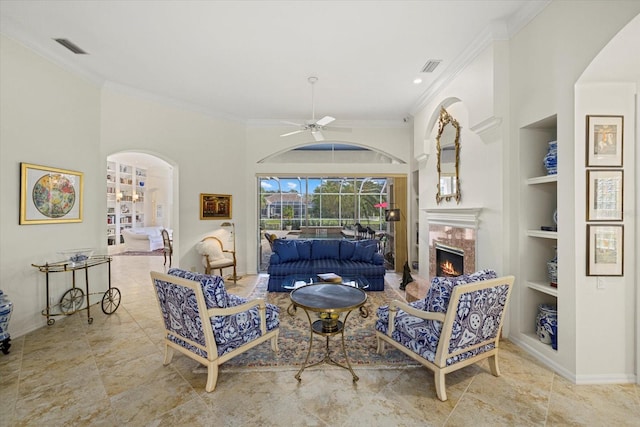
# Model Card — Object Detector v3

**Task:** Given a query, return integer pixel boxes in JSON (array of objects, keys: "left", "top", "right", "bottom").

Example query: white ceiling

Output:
[{"left": 0, "top": 1, "right": 550, "bottom": 125}]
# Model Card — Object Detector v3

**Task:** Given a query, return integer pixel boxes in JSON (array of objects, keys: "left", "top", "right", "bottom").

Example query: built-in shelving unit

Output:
[
  {"left": 514, "top": 114, "right": 559, "bottom": 361},
  {"left": 106, "top": 160, "right": 146, "bottom": 250}
]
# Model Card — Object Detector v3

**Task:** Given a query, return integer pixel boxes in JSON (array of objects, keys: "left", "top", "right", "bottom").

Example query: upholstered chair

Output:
[
  {"left": 196, "top": 236, "right": 237, "bottom": 283},
  {"left": 150, "top": 268, "right": 279, "bottom": 392},
  {"left": 375, "top": 270, "right": 514, "bottom": 401}
]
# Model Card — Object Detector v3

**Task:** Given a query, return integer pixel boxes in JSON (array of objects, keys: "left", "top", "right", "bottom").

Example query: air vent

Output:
[
  {"left": 420, "top": 59, "right": 442, "bottom": 73},
  {"left": 54, "top": 38, "right": 88, "bottom": 55}
]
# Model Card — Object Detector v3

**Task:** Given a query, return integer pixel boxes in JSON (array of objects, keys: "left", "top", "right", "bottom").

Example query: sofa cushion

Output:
[
  {"left": 352, "top": 242, "right": 376, "bottom": 262},
  {"left": 296, "top": 240, "right": 312, "bottom": 260},
  {"left": 167, "top": 268, "right": 228, "bottom": 308},
  {"left": 340, "top": 240, "right": 356, "bottom": 259},
  {"left": 311, "top": 240, "right": 341, "bottom": 260},
  {"left": 273, "top": 239, "right": 299, "bottom": 262}
]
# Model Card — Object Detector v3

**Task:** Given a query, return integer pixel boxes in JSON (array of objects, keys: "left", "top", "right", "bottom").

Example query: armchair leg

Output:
[
  {"left": 435, "top": 371, "right": 447, "bottom": 401},
  {"left": 271, "top": 331, "right": 279, "bottom": 353},
  {"left": 376, "top": 336, "right": 385, "bottom": 354},
  {"left": 163, "top": 345, "right": 174, "bottom": 365},
  {"left": 205, "top": 363, "right": 219, "bottom": 392},
  {"left": 488, "top": 354, "right": 501, "bottom": 377}
]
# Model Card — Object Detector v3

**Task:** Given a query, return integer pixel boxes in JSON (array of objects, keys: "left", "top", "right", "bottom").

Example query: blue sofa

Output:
[{"left": 267, "top": 239, "right": 386, "bottom": 292}]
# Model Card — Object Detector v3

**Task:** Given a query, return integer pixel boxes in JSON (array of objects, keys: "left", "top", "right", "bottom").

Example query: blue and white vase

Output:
[
  {"left": 0, "top": 289, "right": 13, "bottom": 354},
  {"left": 536, "top": 303, "right": 558, "bottom": 350},
  {"left": 543, "top": 140, "right": 558, "bottom": 175}
]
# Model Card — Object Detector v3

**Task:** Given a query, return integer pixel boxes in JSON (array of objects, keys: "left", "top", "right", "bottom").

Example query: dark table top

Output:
[{"left": 289, "top": 284, "right": 367, "bottom": 313}]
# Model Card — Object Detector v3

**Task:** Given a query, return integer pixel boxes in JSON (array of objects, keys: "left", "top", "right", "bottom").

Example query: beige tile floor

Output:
[{"left": 1, "top": 255, "right": 639, "bottom": 426}]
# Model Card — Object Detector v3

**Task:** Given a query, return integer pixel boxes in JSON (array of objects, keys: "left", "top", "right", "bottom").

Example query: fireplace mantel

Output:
[{"left": 424, "top": 208, "right": 482, "bottom": 229}]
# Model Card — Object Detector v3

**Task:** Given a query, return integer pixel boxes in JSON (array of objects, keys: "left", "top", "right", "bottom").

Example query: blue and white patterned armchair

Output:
[
  {"left": 150, "top": 268, "right": 279, "bottom": 392},
  {"left": 375, "top": 270, "right": 514, "bottom": 401}
]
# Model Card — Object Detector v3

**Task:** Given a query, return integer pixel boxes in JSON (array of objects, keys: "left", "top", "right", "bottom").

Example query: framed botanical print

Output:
[
  {"left": 587, "top": 224, "right": 623, "bottom": 276},
  {"left": 200, "top": 193, "right": 232, "bottom": 220},
  {"left": 586, "top": 169, "right": 623, "bottom": 221},
  {"left": 20, "top": 163, "right": 84, "bottom": 224},
  {"left": 586, "top": 115, "right": 623, "bottom": 167}
]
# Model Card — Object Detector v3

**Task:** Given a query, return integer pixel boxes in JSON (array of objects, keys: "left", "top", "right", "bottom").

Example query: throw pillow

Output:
[
  {"left": 274, "top": 239, "right": 299, "bottom": 262},
  {"left": 351, "top": 242, "right": 376, "bottom": 262},
  {"left": 196, "top": 239, "right": 225, "bottom": 260},
  {"left": 424, "top": 269, "right": 498, "bottom": 313},
  {"left": 340, "top": 240, "right": 356, "bottom": 259},
  {"left": 310, "top": 240, "right": 341, "bottom": 260},
  {"left": 167, "top": 268, "right": 228, "bottom": 308}
]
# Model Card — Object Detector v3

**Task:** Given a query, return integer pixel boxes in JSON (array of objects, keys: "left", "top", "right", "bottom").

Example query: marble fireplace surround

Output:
[{"left": 425, "top": 208, "right": 482, "bottom": 279}]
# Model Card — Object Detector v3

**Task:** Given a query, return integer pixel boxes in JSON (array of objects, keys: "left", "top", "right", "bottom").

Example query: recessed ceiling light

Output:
[{"left": 413, "top": 78, "right": 423, "bottom": 84}]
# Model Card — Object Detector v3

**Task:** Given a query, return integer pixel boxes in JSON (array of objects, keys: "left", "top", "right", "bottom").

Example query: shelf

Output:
[
  {"left": 527, "top": 230, "right": 557, "bottom": 239},
  {"left": 526, "top": 174, "right": 558, "bottom": 185},
  {"left": 526, "top": 280, "right": 558, "bottom": 297},
  {"left": 521, "top": 331, "right": 557, "bottom": 354}
]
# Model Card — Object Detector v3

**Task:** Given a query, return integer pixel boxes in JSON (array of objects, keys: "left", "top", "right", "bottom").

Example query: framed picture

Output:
[
  {"left": 587, "top": 225, "right": 623, "bottom": 276},
  {"left": 586, "top": 115, "right": 623, "bottom": 167},
  {"left": 200, "top": 193, "right": 232, "bottom": 220},
  {"left": 586, "top": 169, "right": 623, "bottom": 221},
  {"left": 20, "top": 163, "right": 83, "bottom": 224}
]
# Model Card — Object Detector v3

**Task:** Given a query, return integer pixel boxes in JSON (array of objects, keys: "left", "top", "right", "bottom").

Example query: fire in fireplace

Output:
[{"left": 435, "top": 243, "right": 464, "bottom": 277}]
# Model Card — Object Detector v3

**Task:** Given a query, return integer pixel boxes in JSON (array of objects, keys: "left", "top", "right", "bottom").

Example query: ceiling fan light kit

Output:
[{"left": 280, "top": 77, "right": 346, "bottom": 142}]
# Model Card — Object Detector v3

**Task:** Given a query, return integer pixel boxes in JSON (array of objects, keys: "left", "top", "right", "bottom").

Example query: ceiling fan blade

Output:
[
  {"left": 323, "top": 126, "right": 352, "bottom": 133},
  {"left": 312, "top": 130, "right": 325, "bottom": 141},
  {"left": 315, "top": 116, "right": 335, "bottom": 126},
  {"left": 281, "top": 120, "right": 303, "bottom": 127},
  {"left": 281, "top": 130, "right": 304, "bottom": 137}
]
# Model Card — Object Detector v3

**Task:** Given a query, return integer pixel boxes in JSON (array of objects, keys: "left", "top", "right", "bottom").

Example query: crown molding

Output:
[
  {"left": 469, "top": 116, "right": 503, "bottom": 144},
  {"left": 410, "top": 2, "right": 550, "bottom": 115}
]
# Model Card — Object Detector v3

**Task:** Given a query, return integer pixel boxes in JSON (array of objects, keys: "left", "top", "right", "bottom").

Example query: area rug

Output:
[
  {"left": 112, "top": 249, "right": 164, "bottom": 256},
  {"left": 224, "top": 277, "right": 418, "bottom": 368}
]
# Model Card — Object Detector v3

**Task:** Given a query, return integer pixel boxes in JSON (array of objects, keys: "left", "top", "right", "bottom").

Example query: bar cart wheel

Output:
[
  {"left": 59, "top": 288, "right": 85, "bottom": 315},
  {"left": 1, "top": 338, "right": 10, "bottom": 354},
  {"left": 101, "top": 287, "right": 121, "bottom": 315},
  {"left": 47, "top": 318, "right": 55, "bottom": 326}
]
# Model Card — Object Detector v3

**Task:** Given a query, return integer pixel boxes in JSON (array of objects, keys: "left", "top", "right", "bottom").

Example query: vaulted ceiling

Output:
[{"left": 0, "top": 1, "right": 550, "bottom": 125}]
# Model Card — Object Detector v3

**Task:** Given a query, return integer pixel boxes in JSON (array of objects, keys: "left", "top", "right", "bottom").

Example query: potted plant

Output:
[{"left": 283, "top": 206, "right": 294, "bottom": 231}]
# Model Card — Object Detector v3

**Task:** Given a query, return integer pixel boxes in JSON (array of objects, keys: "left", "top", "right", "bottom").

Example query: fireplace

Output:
[{"left": 435, "top": 243, "right": 464, "bottom": 277}]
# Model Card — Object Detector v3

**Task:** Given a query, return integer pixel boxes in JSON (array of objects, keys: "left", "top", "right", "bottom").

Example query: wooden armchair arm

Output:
[{"left": 386, "top": 299, "right": 446, "bottom": 336}]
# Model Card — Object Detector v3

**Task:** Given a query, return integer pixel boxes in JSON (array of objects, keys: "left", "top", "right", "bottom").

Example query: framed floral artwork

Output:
[
  {"left": 586, "top": 169, "right": 623, "bottom": 221},
  {"left": 20, "top": 163, "right": 84, "bottom": 224},
  {"left": 200, "top": 193, "right": 232, "bottom": 220},
  {"left": 587, "top": 224, "right": 623, "bottom": 276},
  {"left": 586, "top": 115, "right": 623, "bottom": 167}
]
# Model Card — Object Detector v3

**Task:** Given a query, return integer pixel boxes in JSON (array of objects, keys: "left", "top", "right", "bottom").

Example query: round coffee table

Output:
[{"left": 288, "top": 283, "right": 368, "bottom": 382}]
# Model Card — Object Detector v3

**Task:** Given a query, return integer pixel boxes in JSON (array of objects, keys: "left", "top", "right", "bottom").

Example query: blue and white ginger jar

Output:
[
  {"left": 536, "top": 303, "right": 557, "bottom": 350},
  {"left": 543, "top": 140, "right": 557, "bottom": 175},
  {"left": 0, "top": 289, "right": 13, "bottom": 354}
]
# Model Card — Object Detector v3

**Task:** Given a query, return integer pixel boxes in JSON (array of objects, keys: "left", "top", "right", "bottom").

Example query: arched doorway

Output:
[{"left": 106, "top": 151, "right": 175, "bottom": 254}]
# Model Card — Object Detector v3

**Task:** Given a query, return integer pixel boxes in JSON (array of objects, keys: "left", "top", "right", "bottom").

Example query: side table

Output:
[{"left": 288, "top": 283, "right": 368, "bottom": 382}]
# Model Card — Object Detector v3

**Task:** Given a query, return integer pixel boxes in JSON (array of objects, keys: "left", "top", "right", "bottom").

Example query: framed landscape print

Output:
[
  {"left": 586, "top": 169, "right": 623, "bottom": 221},
  {"left": 20, "top": 163, "right": 84, "bottom": 224},
  {"left": 586, "top": 115, "right": 623, "bottom": 167},
  {"left": 587, "top": 224, "right": 623, "bottom": 276},
  {"left": 200, "top": 193, "right": 232, "bottom": 220}
]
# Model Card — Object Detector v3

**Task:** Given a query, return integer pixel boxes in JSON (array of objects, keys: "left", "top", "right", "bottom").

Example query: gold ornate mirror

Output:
[{"left": 436, "top": 107, "right": 461, "bottom": 204}]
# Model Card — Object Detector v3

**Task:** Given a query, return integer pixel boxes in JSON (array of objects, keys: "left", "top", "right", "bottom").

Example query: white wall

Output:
[
  {"left": 100, "top": 89, "right": 247, "bottom": 274},
  {"left": 508, "top": 1, "right": 640, "bottom": 380},
  {"left": 412, "top": 42, "right": 509, "bottom": 283},
  {"left": 574, "top": 84, "right": 636, "bottom": 380},
  {"left": 0, "top": 35, "right": 102, "bottom": 336}
]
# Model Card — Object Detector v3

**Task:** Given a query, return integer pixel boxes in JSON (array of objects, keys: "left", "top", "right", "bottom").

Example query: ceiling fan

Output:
[{"left": 280, "top": 76, "right": 347, "bottom": 142}]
